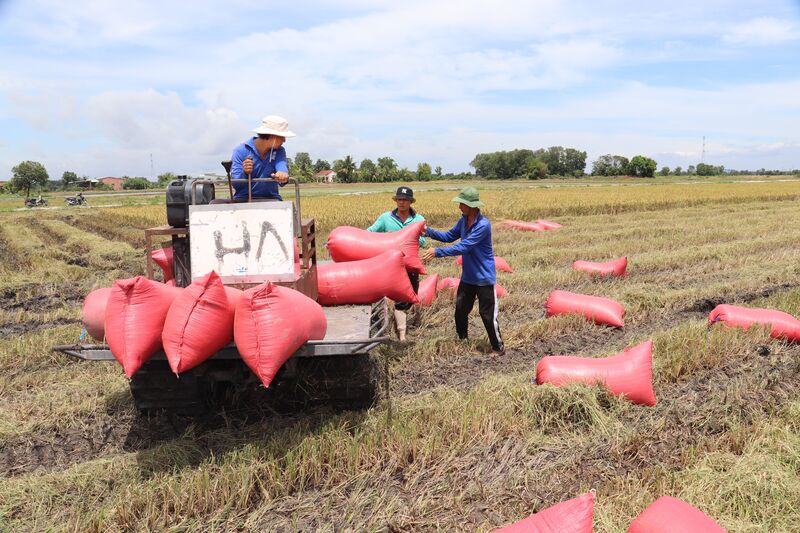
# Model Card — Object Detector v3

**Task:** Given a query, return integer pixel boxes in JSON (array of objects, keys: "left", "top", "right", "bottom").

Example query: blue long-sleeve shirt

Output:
[
  {"left": 230, "top": 137, "right": 289, "bottom": 200},
  {"left": 426, "top": 212, "right": 496, "bottom": 285}
]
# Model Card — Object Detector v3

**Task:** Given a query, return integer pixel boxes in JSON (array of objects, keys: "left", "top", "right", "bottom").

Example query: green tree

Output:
[
  {"left": 313, "top": 159, "right": 330, "bottom": 173},
  {"left": 659, "top": 166, "right": 670, "bottom": 176},
  {"left": 123, "top": 177, "right": 152, "bottom": 190},
  {"left": 61, "top": 171, "right": 78, "bottom": 189},
  {"left": 11, "top": 160, "right": 49, "bottom": 197},
  {"left": 626, "top": 155, "right": 658, "bottom": 178},
  {"left": 673, "top": 166, "right": 682, "bottom": 176},
  {"left": 294, "top": 152, "right": 313, "bottom": 181},
  {"left": 687, "top": 165, "right": 696, "bottom": 175},
  {"left": 359, "top": 158, "right": 377, "bottom": 182},
  {"left": 377, "top": 157, "right": 398, "bottom": 182},
  {"left": 416, "top": 162, "right": 432, "bottom": 181},
  {"left": 157, "top": 172, "right": 177, "bottom": 187},
  {"left": 591, "top": 154, "right": 629, "bottom": 176},
  {"left": 526, "top": 158, "right": 548, "bottom": 179},
  {"left": 333, "top": 155, "right": 357, "bottom": 183},
  {"left": 434, "top": 166, "right": 442, "bottom": 178}
]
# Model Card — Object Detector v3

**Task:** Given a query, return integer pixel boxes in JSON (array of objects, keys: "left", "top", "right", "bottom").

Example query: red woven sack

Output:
[
  {"left": 317, "top": 249, "right": 419, "bottom": 305},
  {"left": 709, "top": 304, "right": 800, "bottom": 342},
  {"left": 234, "top": 282, "right": 327, "bottom": 387},
  {"left": 496, "top": 283, "right": 508, "bottom": 298},
  {"left": 492, "top": 492, "right": 594, "bottom": 533},
  {"left": 536, "top": 340, "right": 656, "bottom": 406},
  {"left": 326, "top": 221, "right": 426, "bottom": 274},
  {"left": 501, "top": 220, "right": 546, "bottom": 232},
  {"left": 162, "top": 272, "right": 241, "bottom": 374},
  {"left": 82, "top": 287, "right": 112, "bottom": 342},
  {"left": 545, "top": 290, "right": 625, "bottom": 328},
  {"left": 536, "top": 219, "right": 563, "bottom": 230},
  {"left": 573, "top": 257, "right": 627, "bottom": 278},
  {"left": 417, "top": 273, "right": 439, "bottom": 306},
  {"left": 150, "top": 246, "right": 174, "bottom": 282},
  {"left": 455, "top": 255, "right": 513, "bottom": 273},
  {"left": 628, "top": 496, "right": 726, "bottom": 533},
  {"left": 437, "top": 277, "right": 460, "bottom": 294},
  {"left": 105, "top": 276, "right": 182, "bottom": 377}
]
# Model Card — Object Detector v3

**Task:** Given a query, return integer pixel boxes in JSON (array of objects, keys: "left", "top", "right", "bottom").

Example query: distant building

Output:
[
  {"left": 313, "top": 170, "right": 337, "bottom": 183},
  {"left": 75, "top": 179, "right": 99, "bottom": 189},
  {"left": 98, "top": 177, "right": 126, "bottom": 190}
]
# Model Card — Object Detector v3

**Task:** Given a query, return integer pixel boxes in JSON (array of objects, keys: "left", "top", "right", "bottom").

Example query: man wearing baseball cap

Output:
[
  {"left": 422, "top": 186, "right": 504, "bottom": 356},
  {"left": 367, "top": 186, "right": 426, "bottom": 341},
  {"left": 229, "top": 115, "right": 296, "bottom": 201}
]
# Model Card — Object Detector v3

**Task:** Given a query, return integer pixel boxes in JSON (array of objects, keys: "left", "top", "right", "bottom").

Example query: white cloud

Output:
[{"left": 723, "top": 17, "right": 799, "bottom": 46}]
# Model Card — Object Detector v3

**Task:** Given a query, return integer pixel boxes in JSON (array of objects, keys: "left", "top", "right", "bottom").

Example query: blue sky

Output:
[{"left": 1, "top": 0, "right": 799, "bottom": 179}]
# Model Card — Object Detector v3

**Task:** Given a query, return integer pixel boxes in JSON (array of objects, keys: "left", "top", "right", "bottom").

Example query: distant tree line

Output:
[
  {"left": 287, "top": 152, "right": 467, "bottom": 183},
  {"left": 470, "top": 146, "right": 587, "bottom": 179}
]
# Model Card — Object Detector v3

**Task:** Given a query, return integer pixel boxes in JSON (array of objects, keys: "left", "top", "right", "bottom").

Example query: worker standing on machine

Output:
[
  {"left": 367, "top": 186, "right": 426, "bottom": 342},
  {"left": 230, "top": 115, "right": 295, "bottom": 202}
]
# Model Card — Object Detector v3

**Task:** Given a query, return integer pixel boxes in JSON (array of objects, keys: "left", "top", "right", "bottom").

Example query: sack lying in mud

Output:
[
  {"left": 150, "top": 246, "right": 174, "bottom": 282},
  {"left": 417, "top": 273, "right": 439, "bottom": 306},
  {"left": 708, "top": 304, "right": 800, "bottom": 343},
  {"left": 500, "top": 220, "right": 546, "bottom": 232},
  {"left": 628, "top": 496, "right": 726, "bottom": 533},
  {"left": 536, "top": 219, "right": 563, "bottom": 230},
  {"left": 317, "top": 250, "right": 419, "bottom": 305},
  {"left": 455, "top": 255, "right": 514, "bottom": 273},
  {"left": 234, "top": 282, "right": 326, "bottom": 387},
  {"left": 105, "top": 276, "right": 182, "bottom": 377},
  {"left": 162, "top": 272, "right": 242, "bottom": 375},
  {"left": 573, "top": 256, "right": 628, "bottom": 278},
  {"left": 496, "top": 283, "right": 508, "bottom": 298},
  {"left": 326, "top": 221, "right": 426, "bottom": 274},
  {"left": 545, "top": 290, "right": 625, "bottom": 328},
  {"left": 436, "top": 276, "right": 460, "bottom": 294},
  {"left": 82, "top": 287, "right": 112, "bottom": 342},
  {"left": 536, "top": 340, "right": 656, "bottom": 406},
  {"left": 492, "top": 491, "right": 594, "bottom": 533}
]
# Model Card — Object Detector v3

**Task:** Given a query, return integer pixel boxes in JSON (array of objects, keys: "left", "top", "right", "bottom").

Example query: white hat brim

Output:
[{"left": 252, "top": 126, "right": 296, "bottom": 138}]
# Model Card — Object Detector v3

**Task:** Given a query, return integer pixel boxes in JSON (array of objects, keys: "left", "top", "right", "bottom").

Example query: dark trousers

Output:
[
  {"left": 395, "top": 271, "right": 420, "bottom": 311},
  {"left": 455, "top": 282, "right": 503, "bottom": 350}
]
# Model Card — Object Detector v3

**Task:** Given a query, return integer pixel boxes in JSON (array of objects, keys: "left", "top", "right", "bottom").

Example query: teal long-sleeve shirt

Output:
[{"left": 367, "top": 208, "right": 426, "bottom": 247}]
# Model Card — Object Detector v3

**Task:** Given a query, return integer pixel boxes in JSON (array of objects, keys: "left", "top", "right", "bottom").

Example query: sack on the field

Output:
[
  {"left": 628, "top": 496, "right": 726, "bottom": 533},
  {"left": 436, "top": 276, "right": 460, "bottom": 294},
  {"left": 536, "top": 340, "right": 656, "bottom": 406},
  {"left": 492, "top": 492, "right": 594, "bottom": 533},
  {"left": 573, "top": 256, "right": 627, "bottom": 278},
  {"left": 708, "top": 304, "right": 800, "bottom": 342},
  {"left": 545, "top": 290, "right": 625, "bottom": 328}
]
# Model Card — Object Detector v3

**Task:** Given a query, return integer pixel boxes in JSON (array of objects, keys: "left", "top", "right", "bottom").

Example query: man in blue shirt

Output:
[
  {"left": 230, "top": 115, "right": 295, "bottom": 201},
  {"left": 422, "top": 187, "right": 504, "bottom": 355},
  {"left": 367, "top": 186, "right": 426, "bottom": 341}
]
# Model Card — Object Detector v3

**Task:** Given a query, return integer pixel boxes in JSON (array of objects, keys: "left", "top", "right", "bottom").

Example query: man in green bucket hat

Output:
[{"left": 422, "top": 186, "right": 504, "bottom": 355}]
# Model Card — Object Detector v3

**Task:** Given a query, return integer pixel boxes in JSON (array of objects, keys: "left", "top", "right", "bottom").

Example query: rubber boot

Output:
[{"left": 394, "top": 309, "right": 407, "bottom": 342}]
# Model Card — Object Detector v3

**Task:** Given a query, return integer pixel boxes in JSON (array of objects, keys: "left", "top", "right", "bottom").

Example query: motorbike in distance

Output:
[
  {"left": 24, "top": 197, "right": 48, "bottom": 208},
  {"left": 65, "top": 194, "right": 87, "bottom": 206}
]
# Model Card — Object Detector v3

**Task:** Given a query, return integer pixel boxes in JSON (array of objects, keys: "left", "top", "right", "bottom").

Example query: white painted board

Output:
[{"left": 189, "top": 202, "right": 295, "bottom": 283}]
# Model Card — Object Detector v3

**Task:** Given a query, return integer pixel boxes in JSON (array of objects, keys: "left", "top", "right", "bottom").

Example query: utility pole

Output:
[{"left": 701, "top": 136, "right": 706, "bottom": 165}]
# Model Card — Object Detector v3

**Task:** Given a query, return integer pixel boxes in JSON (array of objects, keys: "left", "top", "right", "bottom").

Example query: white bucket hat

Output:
[{"left": 253, "top": 115, "right": 296, "bottom": 138}]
